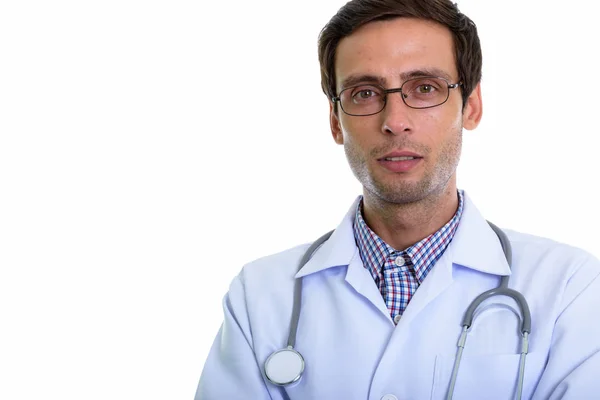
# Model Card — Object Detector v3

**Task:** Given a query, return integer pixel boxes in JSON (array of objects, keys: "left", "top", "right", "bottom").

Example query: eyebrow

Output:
[
  {"left": 400, "top": 68, "right": 455, "bottom": 82},
  {"left": 339, "top": 68, "right": 456, "bottom": 92},
  {"left": 339, "top": 74, "right": 386, "bottom": 91}
]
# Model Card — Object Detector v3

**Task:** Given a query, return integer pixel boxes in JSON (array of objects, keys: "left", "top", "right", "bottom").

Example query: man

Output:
[{"left": 196, "top": 1, "right": 600, "bottom": 398}]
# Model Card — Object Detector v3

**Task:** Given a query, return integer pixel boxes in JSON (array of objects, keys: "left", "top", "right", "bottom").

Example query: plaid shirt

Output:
[{"left": 353, "top": 191, "right": 464, "bottom": 324}]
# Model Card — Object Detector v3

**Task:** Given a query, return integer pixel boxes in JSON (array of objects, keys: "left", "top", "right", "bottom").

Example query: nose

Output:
[{"left": 380, "top": 91, "right": 413, "bottom": 135}]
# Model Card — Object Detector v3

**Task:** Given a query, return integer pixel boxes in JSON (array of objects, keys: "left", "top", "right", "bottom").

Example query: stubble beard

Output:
[{"left": 344, "top": 129, "right": 463, "bottom": 206}]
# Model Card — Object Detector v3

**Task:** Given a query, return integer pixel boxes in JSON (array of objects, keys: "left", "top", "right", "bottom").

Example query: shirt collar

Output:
[{"left": 353, "top": 191, "right": 465, "bottom": 284}]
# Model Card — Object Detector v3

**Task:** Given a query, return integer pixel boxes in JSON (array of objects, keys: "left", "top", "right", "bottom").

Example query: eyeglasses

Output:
[{"left": 332, "top": 76, "right": 462, "bottom": 116}]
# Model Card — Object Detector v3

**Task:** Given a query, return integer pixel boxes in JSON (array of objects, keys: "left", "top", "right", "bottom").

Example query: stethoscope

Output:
[{"left": 263, "top": 221, "right": 532, "bottom": 400}]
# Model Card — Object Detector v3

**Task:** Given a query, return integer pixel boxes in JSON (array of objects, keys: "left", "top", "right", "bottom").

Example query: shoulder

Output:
[
  {"left": 225, "top": 196, "right": 361, "bottom": 306},
  {"left": 506, "top": 228, "right": 598, "bottom": 264},
  {"left": 242, "top": 243, "right": 312, "bottom": 278},
  {"left": 227, "top": 242, "right": 313, "bottom": 299},
  {"left": 504, "top": 228, "right": 600, "bottom": 285},
  {"left": 221, "top": 242, "right": 317, "bottom": 338}
]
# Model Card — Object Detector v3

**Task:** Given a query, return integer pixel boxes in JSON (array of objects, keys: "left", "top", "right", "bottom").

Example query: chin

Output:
[
  {"left": 366, "top": 183, "right": 427, "bottom": 204},
  {"left": 369, "top": 174, "right": 453, "bottom": 204}
]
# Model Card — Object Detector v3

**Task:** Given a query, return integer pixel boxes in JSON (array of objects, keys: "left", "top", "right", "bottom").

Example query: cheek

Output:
[
  {"left": 422, "top": 112, "right": 462, "bottom": 144},
  {"left": 340, "top": 118, "right": 377, "bottom": 146},
  {"left": 417, "top": 113, "right": 443, "bottom": 143}
]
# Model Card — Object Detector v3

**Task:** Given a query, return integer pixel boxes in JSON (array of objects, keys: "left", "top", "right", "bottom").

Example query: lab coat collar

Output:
[
  {"left": 295, "top": 192, "right": 511, "bottom": 279},
  {"left": 449, "top": 192, "right": 511, "bottom": 276},
  {"left": 295, "top": 197, "right": 362, "bottom": 279}
]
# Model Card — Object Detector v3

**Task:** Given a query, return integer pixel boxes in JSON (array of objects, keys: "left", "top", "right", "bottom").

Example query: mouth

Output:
[
  {"left": 378, "top": 150, "right": 423, "bottom": 160},
  {"left": 381, "top": 156, "right": 421, "bottom": 161},
  {"left": 377, "top": 152, "right": 423, "bottom": 173}
]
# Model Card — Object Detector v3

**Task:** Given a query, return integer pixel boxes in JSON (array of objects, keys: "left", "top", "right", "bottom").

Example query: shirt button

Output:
[
  {"left": 394, "top": 256, "right": 405, "bottom": 267},
  {"left": 381, "top": 395, "right": 398, "bottom": 400},
  {"left": 393, "top": 314, "right": 401, "bottom": 324}
]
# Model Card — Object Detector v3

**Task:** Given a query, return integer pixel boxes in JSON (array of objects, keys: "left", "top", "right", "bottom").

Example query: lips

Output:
[
  {"left": 378, "top": 151, "right": 423, "bottom": 161},
  {"left": 377, "top": 151, "right": 423, "bottom": 173}
]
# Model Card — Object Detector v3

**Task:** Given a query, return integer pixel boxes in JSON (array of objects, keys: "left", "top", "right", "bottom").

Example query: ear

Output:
[
  {"left": 463, "top": 83, "right": 483, "bottom": 131},
  {"left": 329, "top": 101, "right": 344, "bottom": 145}
]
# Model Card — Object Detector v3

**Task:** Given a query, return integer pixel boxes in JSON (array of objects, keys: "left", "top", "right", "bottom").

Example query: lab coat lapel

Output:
[
  {"left": 345, "top": 248, "right": 393, "bottom": 322},
  {"left": 295, "top": 197, "right": 396, "bottom": 322},
  {"left": 396, "top": 192, "right": 511, "bottom": 327},
  {"left": 395, "top": 248, "right": 455, "bottom": 328}
]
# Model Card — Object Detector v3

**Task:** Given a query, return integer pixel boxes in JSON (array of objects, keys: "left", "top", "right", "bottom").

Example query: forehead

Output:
[{"left": 334, "top": 17, "right": 457, "bottom": 89}]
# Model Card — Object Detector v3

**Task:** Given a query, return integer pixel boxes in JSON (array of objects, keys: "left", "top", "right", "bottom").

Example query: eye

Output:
[
  {"left": 350, "top": 86, "right": 381, "bottom": 103},
  {"left": 357, "top": 89, "right": 375, "bottom": 99},
  {"left": 404, "top": 78, "right": 445, "bottom": 96},
  {"left": 416, "top": 84, "right": 435, "bottom": 94}
]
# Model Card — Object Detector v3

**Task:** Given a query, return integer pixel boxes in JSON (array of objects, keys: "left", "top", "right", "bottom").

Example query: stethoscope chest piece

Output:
[{"left": 264, "top": 346, "right": 305, "bottom": 386}]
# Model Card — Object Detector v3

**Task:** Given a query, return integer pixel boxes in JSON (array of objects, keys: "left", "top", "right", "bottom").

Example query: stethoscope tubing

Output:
[
  {"left": 266, "top": 221, "right": 531, "bottom": 400},
  {"left": 287, "top": 230, "right": 334, "bottom": 349}
]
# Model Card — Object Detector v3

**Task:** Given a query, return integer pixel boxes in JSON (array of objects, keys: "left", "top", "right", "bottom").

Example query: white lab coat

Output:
[{"left": 196, "top": 193, "right": 600, "bottom": 399}]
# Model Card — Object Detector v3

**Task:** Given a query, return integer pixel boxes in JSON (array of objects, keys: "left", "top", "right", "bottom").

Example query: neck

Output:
[{"left": 361, "top": 182, "right": 459, "bottom": 251}]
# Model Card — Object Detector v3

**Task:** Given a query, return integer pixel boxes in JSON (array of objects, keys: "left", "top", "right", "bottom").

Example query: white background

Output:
[{"left": 1, "top": 0, "right": 598, "bottom": 399}]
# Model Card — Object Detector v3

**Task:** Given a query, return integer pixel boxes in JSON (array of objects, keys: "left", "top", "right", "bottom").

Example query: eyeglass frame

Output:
[{"left": 331, "top": 76, "right": 463, "bottom": 117}]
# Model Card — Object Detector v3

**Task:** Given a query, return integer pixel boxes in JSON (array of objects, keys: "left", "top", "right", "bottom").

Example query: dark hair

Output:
[{"left": 318, "top": 0, "right": 482, "bottom": 108}]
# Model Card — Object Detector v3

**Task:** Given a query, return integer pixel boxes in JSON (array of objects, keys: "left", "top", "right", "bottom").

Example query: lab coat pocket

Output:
[{"left": 431, "top": 353, "right": 525, "bottom": 400}]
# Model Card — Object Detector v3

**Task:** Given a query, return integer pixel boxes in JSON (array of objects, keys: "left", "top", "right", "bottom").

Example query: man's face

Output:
[{"left": 330, "top": 17, "right": 482, "bottom": 205}]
